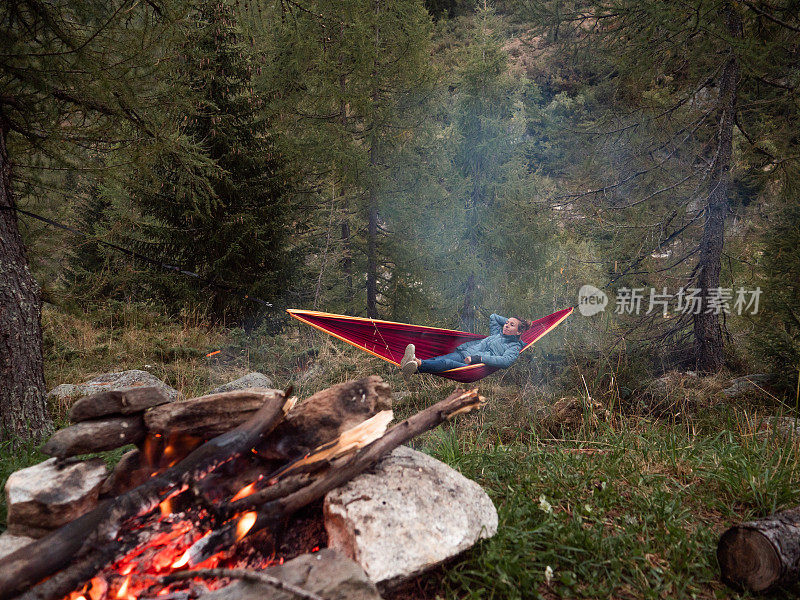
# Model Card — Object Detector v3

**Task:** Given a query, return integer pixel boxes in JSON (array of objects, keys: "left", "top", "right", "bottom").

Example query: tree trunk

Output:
[
  {"left": 366, "top": 187, "right": 378, "bottom": 318},
  {"left": 365, "top": 3, "right": 381, "bottom": 320},
  {"left": 460, "top": 169, "right": 481, "bottom": 333},
  {"left": 717, "top": 506, "right": 800, "bottom": 593},
  {"left": 0, "top": 111, "right": 50, "bottom": 443},
  {"left": 338, "top": 44, "right": 353, "bottom": 299},
  {"left": 693, "top": 4, "right": 741, "bottom": 372}
]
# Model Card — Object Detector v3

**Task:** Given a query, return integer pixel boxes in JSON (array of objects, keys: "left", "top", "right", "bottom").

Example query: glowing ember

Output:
[
  {"left": 159, "top": 498, "right": 172, "bottom": 517},
  {"left": 235, "top": 512, "right": 257, "bottom": 541},
  {"left": 231, "top": 481, "right": 256, "bottom": 502},
  {"left": 115, "top": 575, "right": 131, "bottom": 599},
  {"left": 87, "top": 577, "right": 107, "bottom": 600},
  {"left": 171, "top": 548, "right": 191, "bottom": 569}
]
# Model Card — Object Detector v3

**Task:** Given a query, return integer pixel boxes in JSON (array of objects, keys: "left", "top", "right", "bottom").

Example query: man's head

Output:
[{"left": 503, "top": 317, "right": 530, "bottom": 336}]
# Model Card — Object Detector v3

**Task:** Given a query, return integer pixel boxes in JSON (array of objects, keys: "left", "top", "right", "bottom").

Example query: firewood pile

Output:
[{"left": 0, "top": 377, "right": 487, "bottom": 600}]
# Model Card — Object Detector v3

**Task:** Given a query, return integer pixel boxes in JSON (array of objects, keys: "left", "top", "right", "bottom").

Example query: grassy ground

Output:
[{"left": 3, "top": 303, "right": 799, "bottom": 599}]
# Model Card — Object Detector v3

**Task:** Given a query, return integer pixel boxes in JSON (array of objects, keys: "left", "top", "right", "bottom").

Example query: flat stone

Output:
[
  {"left": 208, "top": 372, "right": 274, "bottom": 394},
  {"left": 324, "top": 446, "right": 498, "bottom": 586},
  {"left": 0, "top": 532, "right": 35, "bottom": 561},
  {"left": 48, "top": 370, "right": 179, "bottom": 404},
  {"left": 5, "top": 458, "right": 107, "bottom": 534},
  {"left": 200, "top": 548, "right": 383, "bottom": 600}
]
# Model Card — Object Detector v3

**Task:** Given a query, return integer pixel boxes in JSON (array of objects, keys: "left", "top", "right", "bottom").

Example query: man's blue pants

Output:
[{"left": 418, "top": 351, "right": 467, "bottom": 373}]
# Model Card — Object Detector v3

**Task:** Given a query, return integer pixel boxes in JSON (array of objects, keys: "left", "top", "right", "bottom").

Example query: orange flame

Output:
[
  {"left": 159, "top": 498, "right": 172, "bottom": 517},
  {"left": 235, "top": 512, "right": 257, "bottom": 541},
  {"left": 115, "top": 575, "right": 131, "bottom": 599},
  {"left": 206, "top": 350, "right": 221, "bottom": 357},
  {"left": 231, "top": 481, "right": 257, "bottom": 502},
  {"left": 171, "top": 549, "right": 191, "bottom": 569},
  {"left": 87, "top": 577, "right": 107, "bottom": 600}
]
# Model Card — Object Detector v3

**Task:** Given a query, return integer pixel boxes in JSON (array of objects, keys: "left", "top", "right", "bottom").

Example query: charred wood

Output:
[
  {"left": 185, "top": 389, "right": 484, "bottom": 564},
  {"left": 0, "top": 389, "right": 293, "bottom": 600},
  {"left": 144, "top": 390, "right": 284, "bottom": 439},
  {"left": 256, "top": 376, "right": 391, "bottom": 460}
]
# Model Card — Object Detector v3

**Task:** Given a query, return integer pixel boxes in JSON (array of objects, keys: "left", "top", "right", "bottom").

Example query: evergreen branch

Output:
[
  {"left": 733, "top": 111, "right": 776, "bottom": 161},
  {"left": 605, "top": 168, "right": 702, "bottom": 210},
  {"left": 741, "top": 0, "right": 800, "bottom": 32},
  {"left": 548, "top": 109, "right": 713, "bottom": 207},
  {"left": 3, "top": 0, "right": 135, "bottom": 59}
]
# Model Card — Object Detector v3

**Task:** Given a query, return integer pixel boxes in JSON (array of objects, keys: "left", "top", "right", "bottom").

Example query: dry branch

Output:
[{"left": 41, "top": 415, "right": 145, "bottom": 458}]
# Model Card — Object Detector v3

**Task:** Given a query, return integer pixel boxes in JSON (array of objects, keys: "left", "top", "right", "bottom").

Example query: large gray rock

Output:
[
  {"left": 47, "top": 370, "right": 179, "bottom": 404},
  {"left": 200, "top": 549, "right": 383, "bottom": 600},
  {"left": 324, "top": 446, "right": 498, "bottom": 586},
  {"left": 0, "top": 532, "right": 35, "bottom": 561},
  {"left": 5, "top": 457, "right": 107, "bottom": 537},
  {"left": 770, "top": 416, "right": 800, "bottom": 440},
  {"left": 208, "top": 372, "right": 274, "bottom": 394},
  {"left": 723, "top": 374, "right": 774, "bottom": 398}
]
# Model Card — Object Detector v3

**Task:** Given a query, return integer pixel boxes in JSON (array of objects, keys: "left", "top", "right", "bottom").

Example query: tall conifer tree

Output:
[
  {"left": 128, "top": 0, "right": 295, "bottom": 322},
  {"left": 522, "top": 0, "right": 800, "bottom": 370}
]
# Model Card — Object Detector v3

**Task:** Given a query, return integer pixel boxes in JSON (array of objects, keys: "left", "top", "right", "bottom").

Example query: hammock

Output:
[{"left": 287, "top": 307, "right": 573, "bottom": 383}]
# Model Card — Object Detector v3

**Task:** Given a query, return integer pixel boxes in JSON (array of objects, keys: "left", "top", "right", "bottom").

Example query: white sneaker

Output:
[{"left": 400, "top": 344, "right": 418, "bottom": 377}]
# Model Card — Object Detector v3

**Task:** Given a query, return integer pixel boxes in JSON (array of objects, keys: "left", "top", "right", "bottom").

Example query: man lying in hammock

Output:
[{"left": 400, "top": 313, "right": 530, "bottom": 377}]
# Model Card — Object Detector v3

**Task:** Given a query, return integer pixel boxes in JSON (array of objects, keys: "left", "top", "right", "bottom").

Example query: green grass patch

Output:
[{"left": 418, "top": 408, "right": 800, "bottom": 599}]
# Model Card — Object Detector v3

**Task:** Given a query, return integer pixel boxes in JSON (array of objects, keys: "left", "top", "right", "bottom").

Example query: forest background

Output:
[{"left": 2, "top": 0, "right": 800, "bottom": 597}]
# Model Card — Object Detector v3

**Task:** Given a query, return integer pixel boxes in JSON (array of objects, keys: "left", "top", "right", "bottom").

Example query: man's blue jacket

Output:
[{"left": 455, "top": 314, "right": 523, "bottom": 369}]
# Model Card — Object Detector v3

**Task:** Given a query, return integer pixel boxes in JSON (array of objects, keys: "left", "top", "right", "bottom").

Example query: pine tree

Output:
[
  {"left": 248, "top": 0, "right": 436, "bottom": 318},
  {"left": 521, "top": 0, "right": 800, "bottom": 371},
  {"left": 755, "top": 174, "right": 800, "bottom": 394},
  {"left": 127, "top": 0, "right": 296, "bottom": 323},
  {"left": 446, "top": 3, "right": 521, "bottom": 331},
  {"left": 0, "top": 0, "right": 183, "bottom": 441}
]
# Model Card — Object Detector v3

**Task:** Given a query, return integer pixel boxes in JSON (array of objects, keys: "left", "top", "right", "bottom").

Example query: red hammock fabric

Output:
[{"left": 287, "top": 307, "right": 573, "bottom": 383}]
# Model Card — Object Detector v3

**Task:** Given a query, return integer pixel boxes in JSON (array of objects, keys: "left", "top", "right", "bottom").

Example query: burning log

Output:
[
  {"left": 41, "top": 415, "right": 146, "bottom": 458},
  {"left": 177, "top": 411, "right": 395, "bottom": 568},
  {"left": 187, "top": 389, "right": 484, "bottom": 564},
  {"left": 69, "top": 386, "right": 172, "bottom": 422},
  {"left": 99, "top": 449, "right": 151, "bottom": 497},
  {"left": 1, "top": 381, "right": 482, "bottom": 600},
  {"left": 257, "top": 376, "right": 392, "bottom": 461},
  {"left": 0, "top": 388, "right": 294, "bottom": 600},
  {"left": 718, "top": 507, "right": 800, "bottom": 592}
]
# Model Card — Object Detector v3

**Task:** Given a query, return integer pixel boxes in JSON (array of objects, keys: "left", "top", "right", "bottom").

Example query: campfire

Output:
[{"left": 0, "top": 378, "right": 487, "bottom": 600}]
